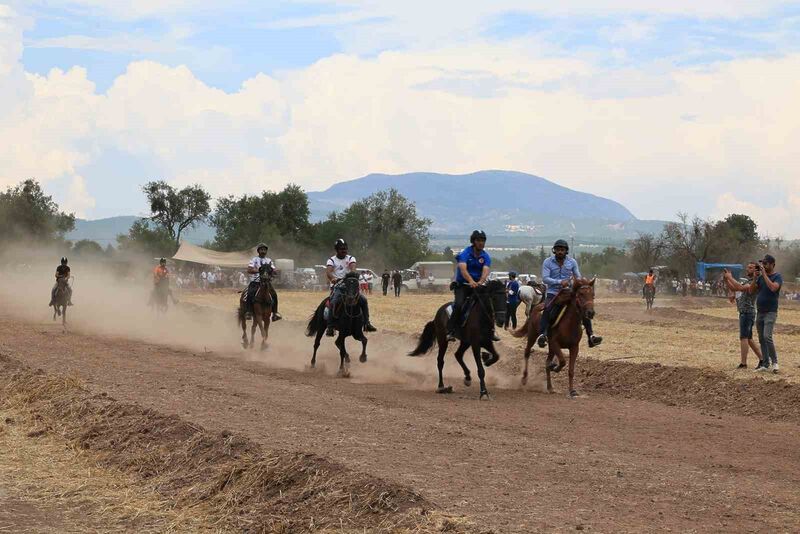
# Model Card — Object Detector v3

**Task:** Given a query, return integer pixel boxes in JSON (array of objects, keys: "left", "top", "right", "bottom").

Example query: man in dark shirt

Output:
[
  {"left": 50, "top": 257, "right": 73, "bottom": 307},
  {"left": 754, "top": 254, "right": 783, "bottom": 373},
  {"left": 392, "top": 270, "right": 403, "bottom": 297},
  {"left": 381, "top": 269, "right": 391, "bottom": 296}
]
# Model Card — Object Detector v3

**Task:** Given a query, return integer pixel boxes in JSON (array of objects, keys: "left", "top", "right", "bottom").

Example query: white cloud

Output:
[{"left": 64, "top": 174, "right": 95, "bottom": 217}]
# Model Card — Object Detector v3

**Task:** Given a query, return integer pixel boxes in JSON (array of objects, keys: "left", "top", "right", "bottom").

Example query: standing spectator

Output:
[
  {"left": 238, "top": 271, "right": 247, "bottom": 288},
  {"left": 504, "top": 271, "right": 520, "bottom": 330},
  {"left": 723, "top": 262, "right": 764, "bottom": 369},
  {"left": 201, "top": 270, "right": 208, "bottom": 290},
  {"left": 392, "top": 270, "right": 403, "bottom": 297},
  {"left": 753, "top": 255, "right": 783, "bottom": 373},
  {"left": 365, "top": 271, "right": 374, "bottom": 294},
  {"left": 381, "top": 269, "right": 390, "bottom": 296}
]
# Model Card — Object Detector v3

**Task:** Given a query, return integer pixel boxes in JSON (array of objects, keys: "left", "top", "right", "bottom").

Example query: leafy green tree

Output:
[
  {"left": 211, "top": 184, "right": 310, "bottom": 250},
  {"left": 578, "top": 247, "right": 629, "bottom": 278},
  {"left": 72, "top": 239, "right": 105, "bottom": 257},
  {"left": 142, "top": 181, "right": 211, "bottom": 247},
  {"left": 723, "top": 214, "right": 759, "bottom": 245},
  {"left": 116, "top": 219, "right": 175, "bottom": 257},
  {"left": 627, "top": 233, "right": 665, "bottom": 271},
  {"left": 0, "top": 179, "right": 75, "bottom": 244}
]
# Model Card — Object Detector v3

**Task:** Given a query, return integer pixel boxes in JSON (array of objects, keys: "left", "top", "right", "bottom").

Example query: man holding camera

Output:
[
  {"left": 724, "top": 255, "right": 783, "bottom": 373},
  {"left": 723, "top": 262, "right": 763, "bottom": 369}
]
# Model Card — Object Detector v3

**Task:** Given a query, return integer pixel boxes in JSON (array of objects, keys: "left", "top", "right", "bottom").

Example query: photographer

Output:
[{"left": 723, "top": 263, "right": 763, "bottom": 369}]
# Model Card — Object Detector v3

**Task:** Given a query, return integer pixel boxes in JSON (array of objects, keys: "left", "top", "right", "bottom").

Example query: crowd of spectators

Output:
[{"left": 171, "top": 267, "right": 248, "bottom": 291}]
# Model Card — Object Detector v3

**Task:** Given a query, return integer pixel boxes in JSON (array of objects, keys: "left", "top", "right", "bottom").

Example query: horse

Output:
[
  {"left": 51, "top": 277, "right": 69, "bottom": 327},
  {"left": 306, "top": 272, "right": 367, "bottom": 377},
  {"left": 237, "top": 264, "right": 274, "bottom": 350},
  {"left": 152, "top": 278, "right": 170, "bottom": 314},
  {"left": 510, "top": 277, "right": 596, "bottom": 398},
  {"left": 518, "top": 282, "right": 545, "bottom": 317},
  {"left": 408, "top": 279, "right": 506, "bottom": 400},
  {"left": 644, "top": 283, "right": 655, "bottom": 311}
]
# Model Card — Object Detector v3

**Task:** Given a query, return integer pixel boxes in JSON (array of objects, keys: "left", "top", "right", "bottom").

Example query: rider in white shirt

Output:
[
  {"left": 246, "top": 243, "right": 281, "bottom": 320},
  {"left": 325, "top": 238, "right": 376, "bottom": 336}
]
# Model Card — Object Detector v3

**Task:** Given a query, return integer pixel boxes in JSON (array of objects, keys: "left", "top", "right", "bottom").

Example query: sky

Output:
[{"left": 1, "top": 1, "right": 799, "bottom": 237}]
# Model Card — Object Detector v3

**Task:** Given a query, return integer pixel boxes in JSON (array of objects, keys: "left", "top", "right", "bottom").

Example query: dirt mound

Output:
[
  {"left": 0, "top": 354, "right": 476, "bottom": 533},
  {"left": 579, "top": 358, "right": 800, "bottom": 422}
]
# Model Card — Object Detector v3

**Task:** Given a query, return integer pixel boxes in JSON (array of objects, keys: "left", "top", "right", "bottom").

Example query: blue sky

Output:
[{"left": 2, "top": 1, "right": 800, "bottom": 236}]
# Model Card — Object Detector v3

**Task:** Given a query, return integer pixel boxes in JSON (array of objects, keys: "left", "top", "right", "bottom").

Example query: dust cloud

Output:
[{"left": 0, "top": 252, "right": 536, "bottom": 394}]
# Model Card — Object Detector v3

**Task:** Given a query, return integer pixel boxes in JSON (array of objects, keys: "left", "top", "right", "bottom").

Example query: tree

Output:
[
  {"left": 627, "top": 233, "right": 665, "bottom": 271},
  {"left": 211, "top": 184, "right": 310, "bottom": 250},
  {"left": 72, "top": 239, "right": 104, "bottom": 257},
  {"left": 496, "top": 250, "right": 538, "bottom": 273},
  {"left": 142, "top": 181, "right": 211, "bottom": 247},
  {"left": 578, "top": 247, "right": 629, "bottom": 278},
  {"left": 116, "top": 219, "right": 175, "bottom": 257},
  {"left": 723, "top": 214, "right": 759, "bottom": 245},
  {"left": 0, "top": 179, "right": 75, "bottom": 244},
  {"left": 538, "top": 246, "right": 547, "bottom": 264}
]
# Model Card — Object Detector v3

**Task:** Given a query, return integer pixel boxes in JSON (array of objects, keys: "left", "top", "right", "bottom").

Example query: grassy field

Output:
[{"left": 185, "top": 289, "right": 800, "bottom": 383}]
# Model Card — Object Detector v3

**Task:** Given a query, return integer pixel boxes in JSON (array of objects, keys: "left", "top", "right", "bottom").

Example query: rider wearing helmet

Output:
[
  {"left": 447, "top": 230, "right": 493, "bottom": 341},
  {"left": 643, "top": 268, "right": 656, "bottom": 298},
  {"left": 246, "top": 243, "right": 281, "bottom": 321},
  {"left": 49, "top": 257, "right": 73, "bottom": 307},
  {"left": 325, "top": 239, "right": 377, "bottom": 336},
  {"left": 536, "top": 239, "right": 602, "bottom": 349}
]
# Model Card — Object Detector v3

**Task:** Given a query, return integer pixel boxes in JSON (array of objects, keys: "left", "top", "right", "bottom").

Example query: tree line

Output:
[{"left": 1, "top": 178, "right": 798, "bottom": 279}]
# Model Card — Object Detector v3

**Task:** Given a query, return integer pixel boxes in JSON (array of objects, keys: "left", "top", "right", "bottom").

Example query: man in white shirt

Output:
[
  {"left": 325, "top": 238, "right": 376, "bottom": 336},
  {"left": 246, "top": 243, "right": 281, "bottom": 320}
]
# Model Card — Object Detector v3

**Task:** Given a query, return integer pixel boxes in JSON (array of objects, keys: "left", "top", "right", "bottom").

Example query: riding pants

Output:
[
  {"left": 328, "top": 285, "right": 370, "bottom": 326},
  {"left": 246, "top": 281, "right": 278, "bottom": 313},
  {"left": 448, "top": 284, "right": 473, "bottom": 334},
  {"left": 539, "top": 293, "right": 596, "bottom": 338}
]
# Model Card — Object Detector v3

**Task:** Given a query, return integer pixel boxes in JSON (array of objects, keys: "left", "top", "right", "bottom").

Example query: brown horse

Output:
[
  {"left": 52, "top": 277, "right": 69, "bottom": 328},
  {"left": 408, "top": 280, "right": 506, "bottom": 400},
  {"left": 644, "top": 283, "right": 655, "bottom": 311},
  {"left": 238, "top": 264, "right": 273, "bottom": 350},
  {"left": 511, "top": 277, "right": 596, "bottom": 397}
]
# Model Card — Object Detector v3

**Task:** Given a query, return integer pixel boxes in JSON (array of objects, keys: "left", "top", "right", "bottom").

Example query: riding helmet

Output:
[
  {"left": 334, "top": 238, "right": 347, "bottom": 250},
  {"left": 552, "top": 239, "right": 569, "bottom": 252},
  {"left": 256, "top": 243, "right": 268, "bottom": 252},
  {"left": 469, "top": 230, "right": 487, "bottom": 243},
  {"left": 509, "top": 271, "right": 517, "bottom": 278},
  {"left": 61, "top": 257, "right": 68, "bottom": 264},
  {"left": 160, "top": 257, "right": 167, "bottom": 264}
]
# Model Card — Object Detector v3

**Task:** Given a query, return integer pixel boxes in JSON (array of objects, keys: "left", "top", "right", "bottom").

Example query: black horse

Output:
[
  {"left": 306, "top": 272, "right": 367, "bottom": 377},
  {"left": 52, "top": 277, "right": 70, "bottom": 328},
  {"left": 408, "top": 279, "right": 506, "bottom": 399}
]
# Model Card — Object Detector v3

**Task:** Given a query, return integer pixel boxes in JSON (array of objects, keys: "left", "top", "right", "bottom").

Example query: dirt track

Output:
[{"left": 2, "top": 310, "right": 800, "bottom": 533}]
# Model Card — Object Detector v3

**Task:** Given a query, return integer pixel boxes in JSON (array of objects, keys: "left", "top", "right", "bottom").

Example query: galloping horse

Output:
[
  {"left": 51, "top": 277, "right": 69, "bottom": 327},
  {"left": 237, "top": 263, "right": 274, "bottom": 350},
  {"left": 152, "top": 278, "right": 170, "bottom": 314},
  {"left": 644, "top": 283, "right": 655, "bottom": 311},
  {"left": 511, "top": 277, "right": 596, "bottom": 397},
  {"left": 408, "top": 279, "right": 506, "bottom": 400},
  {"left": 306, "top": 272, "right": 367, "bottom": 376}
]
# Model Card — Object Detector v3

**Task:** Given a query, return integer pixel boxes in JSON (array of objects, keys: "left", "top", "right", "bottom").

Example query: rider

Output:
[
  {"left": 49, "top": 257, "right": 73, "bottom": 307},
  {"left": 643, "top": 268, "right": 657, "bottom": 299},
  {"left": 447, "top": 230, "right": 494, "bottom": 342},
  {"left": 325, "top": 238, "right": 377, "bottom": 336},
  {"left": 536, "top": 239, "right": 603, "bottom": 349},
  {"left": 246, "top": 243, "right": 281, "bottom": 321},
  {"left": 152, "top": 258, "right": 179, "bottom": 304}
]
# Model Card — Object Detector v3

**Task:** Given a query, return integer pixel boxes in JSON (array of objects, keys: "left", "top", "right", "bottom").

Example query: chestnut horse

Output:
[
  {"left": 237, "top": 263, "right": 273, "bottom": 350},
  {"left": 510, "top": 277, "right": 596, "bottom": 397}
]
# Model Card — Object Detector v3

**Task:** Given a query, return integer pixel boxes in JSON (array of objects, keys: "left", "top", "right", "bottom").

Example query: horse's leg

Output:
[
  {"left": 357, "top": 333, "right": 368, "bottom": 363},
  {"left": 259, "top": 313, "right": 270, "bottom": 350},
  {"left": 249, "top": 316, "right": 258, "bottom": 349},
  {"left": 435, "top": 338, "right": 452, "bottom": 393},
  {"left": 335, "top": 334, "right": 350, "bottom": 377},
  {"left": 568, "top": 344, "right": 579, "bottom": 398},
  {"left": 454, "top": 341, "right": 471, "bottom": 386},
  {"left": 241, "top": 317, "right": 249, "bottom": 348},
  {"left": 521, "top": 334, "right": 534, "bottom": 385},
  {"left": 61, "top": 305, "right": 67, "bottom": 328},
  {"left": 471, "top": 343, "right": 489, "bottom": 400},
  {"left": 545, "top": 364, "right": 554, "bottom": 393}
]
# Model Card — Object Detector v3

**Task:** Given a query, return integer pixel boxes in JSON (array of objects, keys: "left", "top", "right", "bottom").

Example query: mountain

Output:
[
  {"left": 308, "top": 170, "right": 665, "bottom": 239},
  {"left": 66, "top": 216, "right": 215, "bottom": 246}
]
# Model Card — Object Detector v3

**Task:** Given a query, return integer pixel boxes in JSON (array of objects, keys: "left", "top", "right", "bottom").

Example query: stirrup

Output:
[{"left": 272, "top": 313, "right": 282, "bottom": 321}]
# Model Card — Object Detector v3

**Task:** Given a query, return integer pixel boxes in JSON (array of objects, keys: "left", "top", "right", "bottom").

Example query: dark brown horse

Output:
[
  {"left": 644, "top": 283, "right": 655, "bottom": 311},
  {"left": 408, "top": 280, "right": 506, "bottom": 400},
  {"left": 52, "top": 277, "right": 69, "bottom": 328},
  {"left": 511, "top": 277, "right": 596, "bottom": 397},
  {"left": 238, "top": 264, "right": 273, "bottom": 350}
]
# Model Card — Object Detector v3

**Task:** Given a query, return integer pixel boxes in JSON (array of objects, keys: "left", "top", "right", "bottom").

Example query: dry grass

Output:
[{"left": 0, "top": 355, "right": 479, "bottom": 534}]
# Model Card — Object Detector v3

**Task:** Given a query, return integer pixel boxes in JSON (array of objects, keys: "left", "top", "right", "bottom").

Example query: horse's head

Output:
[
  {"left": 572, "top": 276, "right": 596, "bottom": 320},
  {"left": 342, "top": 271, "right": 361, "bottom": 304},
  {"left": 259, "top": 263, "right": 273, "bottom": 283},
  {"left": 482, "top": 279, "right": 507, "bottom": 328}
]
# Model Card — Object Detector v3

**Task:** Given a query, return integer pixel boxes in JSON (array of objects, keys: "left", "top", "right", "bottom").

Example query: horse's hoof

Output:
[
  {"left": 359, "top": 354, "right": 367, "bottom": 363},
  {"left": 521, "top": 375, "right": 528, "bottom": 386},
  {"left": 436, "top": 386, "right": 453, "bottom": 394},
  {"left": 464, "top": 377, "right": 472, "bottom": 387},
  {"left": 479, "top": 392, "right": 491, "bottom": 401},
  {"left": 569, "top": 390, "right": 580, "bottom": 398},
  {"left": 555, "top": 364, "right": 565, "bottom": 373},
  {"left": 310, "top": 362, "right": 316, "bottom": 369},
  {"left": 481, "top": 352, "right": 499, "bottom": 367},
  {"left": 547, "top": 361, "right": 559, "bottom": 372}
]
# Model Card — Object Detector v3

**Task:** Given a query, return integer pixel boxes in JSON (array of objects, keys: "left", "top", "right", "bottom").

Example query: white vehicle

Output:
[
  {"left": 409, "top": 261, "right": 454, "bottom": 291},
  {"left": 489, "top": 271, "right": 510, "bottom": 282}
]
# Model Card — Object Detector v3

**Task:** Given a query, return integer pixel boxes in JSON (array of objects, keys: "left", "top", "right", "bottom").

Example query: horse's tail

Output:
[
  {"left": 510, "top": 316, "right": 531, "bottom": 338},
  {"left": 306, "top": 301, "right": 325, "bottom": 337},
  {"left": 408, "top": 320, "right": 436, "bottom": 356}
]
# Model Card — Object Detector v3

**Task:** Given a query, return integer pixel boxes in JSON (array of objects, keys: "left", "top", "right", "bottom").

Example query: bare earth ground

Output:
[{"left": 1, "top": 283, "right": 800, "bottom": 532}]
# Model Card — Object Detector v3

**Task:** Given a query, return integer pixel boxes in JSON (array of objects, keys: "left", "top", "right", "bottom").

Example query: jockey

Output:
[
  {"left": 49, "top": 256, "right": 73, "bottom": 307},
  {"left": 153, "top": 258, "right": 169, "bottom": 285},
  {"left": 642, "top": 268, "right": 656, "bottom": 298},
  {"left": 536, "top": 239, "right": 602, "bottom": 349},
  {"left": 246, "top": 243, "right": 281, "bottom": 321},
  {"left": 447, "top": 230, "right": 495, "bottom": 342},
  {"left": 325, "top": 238, "right": 376, "bottom": 336}
]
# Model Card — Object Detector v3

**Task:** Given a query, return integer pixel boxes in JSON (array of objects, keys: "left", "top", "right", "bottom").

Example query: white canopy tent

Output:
[{"left": 171, "top": 242, "right": 255, "bottom": 269}]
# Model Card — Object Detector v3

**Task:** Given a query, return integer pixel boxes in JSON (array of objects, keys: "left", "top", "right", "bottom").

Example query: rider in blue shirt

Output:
[
  {"left": 448, "top": 230, "right": 492, "bottom": 341},
  {"left": 536, "top": 239, "right": 603, "bottom": 349}
]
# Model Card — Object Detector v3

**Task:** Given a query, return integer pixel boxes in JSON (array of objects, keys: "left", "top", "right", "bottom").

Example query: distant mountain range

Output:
[{"left": 67, "top": 170, "right": 669, "bottom": 246}]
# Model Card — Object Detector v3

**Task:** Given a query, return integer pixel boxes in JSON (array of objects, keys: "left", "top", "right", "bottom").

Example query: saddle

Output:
[{"left": 446, "top": 296, "right": 478, "bottom": 327}]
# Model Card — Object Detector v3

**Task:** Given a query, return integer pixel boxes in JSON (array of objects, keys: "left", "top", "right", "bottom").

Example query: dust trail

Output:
[{"left": 0, "top": 262, "right": 533, "bottom": 394}]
